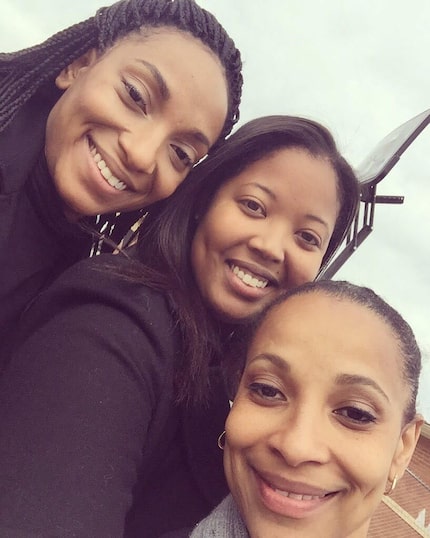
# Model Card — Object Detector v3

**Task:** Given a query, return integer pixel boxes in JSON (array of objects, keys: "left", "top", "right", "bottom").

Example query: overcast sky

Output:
[{"left": 2, "top": 0, "right": 429, "bottom": 419}]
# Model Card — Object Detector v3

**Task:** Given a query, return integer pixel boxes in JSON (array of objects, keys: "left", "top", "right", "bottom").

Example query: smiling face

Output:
[
  {"left": 224, "top": 292, "right": 421, "bottom": 538},
  {"left": 45, "top": 28, "right": 228, "bottom": 220},
  {"left": 190, "top": 147, "right": 340, "bottom": 322}
]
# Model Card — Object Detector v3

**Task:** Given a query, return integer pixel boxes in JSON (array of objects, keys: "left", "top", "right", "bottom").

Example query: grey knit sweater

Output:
[{"left": 190, "top": 495, "right": 249, "bottom": 537}]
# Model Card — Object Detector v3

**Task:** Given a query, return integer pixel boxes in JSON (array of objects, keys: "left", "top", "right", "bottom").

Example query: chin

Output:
[{"left": 214, "top": 308, "right": 264, "bottom": 326}]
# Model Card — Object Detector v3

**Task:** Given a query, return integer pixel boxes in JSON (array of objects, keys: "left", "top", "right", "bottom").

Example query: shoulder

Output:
[
  {"left": 38, "top": 253, "right": 173, "bottom": 325},
  {"left": 13, "top": 253, "right": 179, "bottom": 374},
  {"left": 4, "top": 253, "right": 180, "bottom": 411}
]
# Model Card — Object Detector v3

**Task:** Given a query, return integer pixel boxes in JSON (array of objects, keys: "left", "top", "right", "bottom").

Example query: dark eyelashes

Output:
[
  {"left": 300, "top": 231, "right": 320, "bottom": 246},
  {"left": 248, "top": 381, "right": 377, "bottom": 425},
  {"left": 248, "top": 382, "right": 282, "bottom": 399},
  {"left": 172, "top": 145, "right": 193, "bottom": 166},
  {"left": 122, "top": 78, "right": 147, "bottom": 111},
  {"left": 246, "top": 199, "right": 263, "bottom": 212},
  {"left": 334, "top": 406, "right": 377, "bottom": 424},
  {"left": 239, "top": 198, "right": 266, "bottom": 216}
]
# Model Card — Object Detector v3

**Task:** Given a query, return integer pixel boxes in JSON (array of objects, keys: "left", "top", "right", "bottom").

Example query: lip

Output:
[
  {"left": 258, "top": 470, "right": 335, "bottom": 497},
  {"left": 228, "top": 259, "right": 280, "bottom": 287},
  {"left": 224, "top": 261, "right": 276, "bottom": 302},
  {"left": 254, "top": 469, "right": 339, "bottom": 519}
]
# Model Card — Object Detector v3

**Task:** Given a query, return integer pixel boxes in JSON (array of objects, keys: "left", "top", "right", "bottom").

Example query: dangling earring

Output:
[
  {"left": 384, "top": 474, "right": 398, "bottom": 495},
  {"left": 217, "top": 431, "right": 226, "bottom": 450}
]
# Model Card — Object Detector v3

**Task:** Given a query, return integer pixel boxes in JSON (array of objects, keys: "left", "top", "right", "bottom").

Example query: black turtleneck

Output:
[{"left": 0, "top": 86, "right": 93, "bottom": 351}]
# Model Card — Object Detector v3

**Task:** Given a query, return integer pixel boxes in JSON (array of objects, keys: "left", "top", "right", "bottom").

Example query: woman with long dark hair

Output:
[{"left": 0, "top": 115, "right": 359, "bottom": 537}]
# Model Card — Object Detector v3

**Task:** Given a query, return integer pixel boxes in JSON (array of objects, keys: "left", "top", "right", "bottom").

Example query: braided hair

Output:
[
  {"left": 0, "top": 0, "right": 242, "bottom": 249},
  {"left": 0, "top": 0, "right": 242, "bottom": 141}
]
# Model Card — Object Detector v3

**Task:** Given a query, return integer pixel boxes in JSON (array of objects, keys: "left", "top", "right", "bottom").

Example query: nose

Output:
[
  {"left": 248, "top": 226, "right": 319, "bottom": 288},
  {"left": 247, "top": 224, "right": 286, "bottom": 264},
  {"left": 118, "top": 124, "right": 161, "bottom": 177},
  {"left": 267, "top": 405, "right": 331, "bottom": 467}
]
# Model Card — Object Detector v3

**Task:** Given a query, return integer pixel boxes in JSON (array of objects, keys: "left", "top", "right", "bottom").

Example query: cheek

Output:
[
  {"left": 354, "top": 463, "right": 391, "bottom": 497},
  {"left": 191, "top": 214, "right": 224, "bottom": 264},
  {"left": 223, "top": 444, "right": 236, "bottom": 492},
  {"left": 341, "top": 435, "right": 399, "bottom": 493},
  {"left": 45, "top": 102, "right": 69, "bottom": 177},
  {"left": 190, "top": 229, "right": 206, "bottom": 280},
  {"left": 224, "top": 412, "right": 249, "bottom": 497},
  {"left": 288, "top": 257, "right": 322, "bottom": 289},
  {"left": 225, "top": 399, "right": 264, "bottom": 449},
  {"left": 58, "top": 74, "right": 106, "bottom": 122}
]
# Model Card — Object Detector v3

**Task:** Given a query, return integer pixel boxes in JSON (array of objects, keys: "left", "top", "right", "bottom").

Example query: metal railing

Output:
[{"left": 320, "top": 108, "right": 430, "bottom": 279}]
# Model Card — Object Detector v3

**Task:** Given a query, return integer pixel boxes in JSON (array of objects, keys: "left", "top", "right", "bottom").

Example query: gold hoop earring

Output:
[
  {"left": 217, "top": 431, "right": 226, "bottom": 450},
  {"left": 384, "top": 474, "right": 398, "bottom": 495}
]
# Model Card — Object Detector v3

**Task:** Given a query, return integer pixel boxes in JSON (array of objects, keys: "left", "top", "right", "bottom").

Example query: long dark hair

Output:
[{"left": 129, "top": 115, "right": 360, "bottom": 405}]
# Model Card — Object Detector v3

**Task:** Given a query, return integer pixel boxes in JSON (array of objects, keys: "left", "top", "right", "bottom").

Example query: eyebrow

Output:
[
  {"left": 137, "top": 59, "right": 210, "bottom": 150},
  {"left": 137, "top": 59, "right": 170, "bottom": 100},
  {"left": 335, "top": 373, "right": 390, "bottom": 402},
  {"left": 188, "top": 130, "right": 211, "bottom": 149},
  {"left": 248, "top": 355, "right": 390, "bottom": 402},
  {"left": 243, "top": 182, "right": 331, "bottom": 230},
  {"left": 243, "top": 182, "right": 276, "bottom": 200},
  {"left": 248, "top": 353, "right": 290, "bottom": 371}
]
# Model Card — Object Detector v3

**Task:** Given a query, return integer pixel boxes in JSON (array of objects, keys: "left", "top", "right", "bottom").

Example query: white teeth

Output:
[
  {"left": 231, "top": 264, "right": 268, "bottom": 289},
  {"left": 274, "top": 488, "right": 325, "bottom": 501},
  {"left": 90, "top": 142, "right": 127, "bottom": 191}
]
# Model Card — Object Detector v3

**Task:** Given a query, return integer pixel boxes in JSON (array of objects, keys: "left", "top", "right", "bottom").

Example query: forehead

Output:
[
  {"left": 99, "top": 26, "right": 228, "bottom": 147},
  {"left": 108, "top": 26, "right": 221, "bottom": 67},
  {"left": 216, "top": 147, "right": 340, "bottom": 220},
  {"left": 249, "top": 292, "right": 406, "bottom": 397},
  {"left": 223, "top": 147, "right": 338, "bottom": 192}
]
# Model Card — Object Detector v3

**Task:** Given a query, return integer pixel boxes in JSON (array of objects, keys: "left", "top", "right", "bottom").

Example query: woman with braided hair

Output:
[{"left": 0, "top": 0, "right": 243, "bottom": 342}]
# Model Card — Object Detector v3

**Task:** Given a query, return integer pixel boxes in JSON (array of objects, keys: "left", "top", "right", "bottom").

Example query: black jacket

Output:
[{"left": 0, "top": 254, "right": 229, "bottom": 537}]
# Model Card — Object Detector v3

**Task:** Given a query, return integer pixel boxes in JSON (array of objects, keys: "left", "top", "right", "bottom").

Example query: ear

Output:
[
  {"left": 55, "top": 48, "right": 99, "bottom": 90},
  {"left": 389, "top": 414, "right": 424, "bottom": 480}
]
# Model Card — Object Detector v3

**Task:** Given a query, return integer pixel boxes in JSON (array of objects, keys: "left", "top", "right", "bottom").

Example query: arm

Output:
[{"left": 0, "top": 256, "right": 176, "bottom": 537}]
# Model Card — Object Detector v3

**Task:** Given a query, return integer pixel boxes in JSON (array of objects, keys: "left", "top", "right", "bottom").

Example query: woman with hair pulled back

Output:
[
  {"left": 0, "top": 115, "right": 359, "bottom": 536},
  {"left": 189, "top": 280, "right": 423, "bottom": 538},
  {"left": 0, "top": 0, "right": 243, "bottom": 340}
]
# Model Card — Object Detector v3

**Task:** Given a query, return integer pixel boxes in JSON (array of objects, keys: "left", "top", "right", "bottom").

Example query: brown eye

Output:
[
  {"left": 334, "top": 407, "right": 376, "bottom": 424},
  {"left": 171, "top": 144, "right": 193, "bottom": 170},
  {"left": 122, "top": 79, "right": 147, "bottom": 114},
  {"left": 249, "top": 382, "right": 284, "bottom": 401},
  {"left": 301, "top": 231, "right": 319, "bottom": 246},
  {"left": 247, "top": 200, "right": 261, "bottom": 211},
  {"left": 173, "top": 145, "right": 191, "bottom": 165},
  {"left": 240, "top": 198, "right": 266, "bottom": 216}
]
